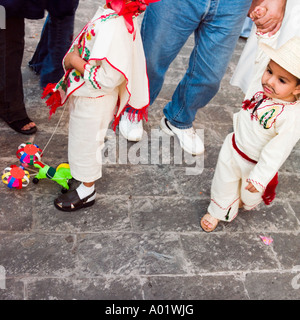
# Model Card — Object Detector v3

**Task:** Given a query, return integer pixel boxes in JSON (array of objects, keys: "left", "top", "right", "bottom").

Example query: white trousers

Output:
[
  {"left": 208, "top": 133, "right": 263, "bottom": 222},
  {"left": 68, "top": 95, "right": 117, "bottom": 183}
]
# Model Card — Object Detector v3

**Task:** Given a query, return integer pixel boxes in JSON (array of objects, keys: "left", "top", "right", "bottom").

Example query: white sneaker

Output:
[
  {"left": 160, "top": 116, "right": 204, "bottom": 155},
  {"left": 119, "top": 111, "right": 143, "bottom": 141}
]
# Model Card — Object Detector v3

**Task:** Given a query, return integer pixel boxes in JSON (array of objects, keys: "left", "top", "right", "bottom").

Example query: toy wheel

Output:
[{"left": 32, "top": 177, "right": 39, "bottom": 184}]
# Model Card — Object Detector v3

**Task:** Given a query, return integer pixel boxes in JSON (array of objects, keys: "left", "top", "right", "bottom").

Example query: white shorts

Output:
[{"left": 68, "top": 95, "right": 117, "bottom": 183}]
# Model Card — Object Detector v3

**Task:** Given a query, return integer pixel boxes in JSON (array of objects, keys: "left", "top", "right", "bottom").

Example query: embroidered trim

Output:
[
  {"left": 243, "top": 91, "right": 298, "bottom": 129},
  {"left": 260, "top": 108, "right": 275, "bottom": 128},
  {"left": 246, "top": 178, "right": 266, "bottom": 192},
  {"left": 88, "top": 66, "right": 98, "bottom": 89},
  {"left": 92, "top": 66, "right": 102, "bottom": 89},
  {"left": 84, "top": 63, "right": 91, "bottom": 72},
  {"left": 243, "top": 201, "right": 261, "bottom": 211},
  {"left": 210, "top": 197, "right": 240, "bottom": 211},
  {"left": 86, "top": 64, "right": 102, "bottom": 90}
]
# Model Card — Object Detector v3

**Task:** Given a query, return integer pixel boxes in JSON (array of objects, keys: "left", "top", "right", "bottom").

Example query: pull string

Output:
[
  {"left": 41, "top": 103, "right": 67, "bottom": 156},
  {"left": 8, "top": 105, "right": 67, "bottom": 172}
]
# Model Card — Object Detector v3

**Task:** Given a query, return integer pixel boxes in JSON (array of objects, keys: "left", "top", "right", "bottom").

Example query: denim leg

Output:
[
  {"left": 143, "top": 0, "right": 251, "bottom": 129},
  {"left": 141, "top": 0, "right": 207, "bottom": 106},
  {"left": 28, "top": 15, "right": 50, "bottom": 75},
  {"left": 37, "top": 14, "right": 75, "bottom": 88},
  {"left": 165, "top": 0, "right": 252, "bottom": 128}
]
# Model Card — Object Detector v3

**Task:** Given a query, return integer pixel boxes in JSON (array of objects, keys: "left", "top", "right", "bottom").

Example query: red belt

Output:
[{"left": 232, "top": 134, "right": 278, "bottom": 205}]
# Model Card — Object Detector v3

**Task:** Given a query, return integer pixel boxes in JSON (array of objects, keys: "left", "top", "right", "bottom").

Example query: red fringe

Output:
[
  {"left": 41, "top": 83, "right": 56, "bottom": 99},
  {"left": 262, "top": 173, "right": 278, "bottom": 205},
  {"left": 112, "top": 105, "right": 148, "bottom": 131},
  {"left": 41, "top": 83, "right": 62, "bottom": 117}
]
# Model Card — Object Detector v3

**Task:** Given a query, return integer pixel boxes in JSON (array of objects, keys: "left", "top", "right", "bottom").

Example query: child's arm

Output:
[
  {"left": 64, "top": 45, "right": 124, "bottom": 93},
  {"left": 247, "top": 109, "right": 300, "bottom": 194},
  {"left": 64, "top": 45, "right": 86, "bottom": 74}
]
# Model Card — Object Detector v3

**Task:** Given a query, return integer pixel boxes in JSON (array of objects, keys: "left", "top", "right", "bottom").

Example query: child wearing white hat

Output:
[{"left": 201, "top": 36, "right": 300, "bottom": 232}]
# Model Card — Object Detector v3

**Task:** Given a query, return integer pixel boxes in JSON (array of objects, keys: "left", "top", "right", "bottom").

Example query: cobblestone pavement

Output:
[{"left": 1, "top": 1, "right": 300, "bottom": 301}]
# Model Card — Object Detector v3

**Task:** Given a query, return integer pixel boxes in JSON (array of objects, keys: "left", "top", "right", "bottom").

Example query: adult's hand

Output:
[{"left": 250, "top": 0, "right": 287, "bottom": 36}]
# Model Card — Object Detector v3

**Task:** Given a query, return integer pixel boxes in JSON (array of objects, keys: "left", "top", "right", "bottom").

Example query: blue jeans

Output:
[
  {"left": 240, "top": 17, "right": 253, "bottom": 38},
  {"left": 141, "top": 0, "right": 252, "bottom": 128},
  {"left": 28, "top": 13, "right": 76, "bottom": 88}
]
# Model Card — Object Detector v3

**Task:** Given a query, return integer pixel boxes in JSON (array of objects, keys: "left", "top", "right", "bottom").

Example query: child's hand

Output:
[
  {"left": 250, "top": 0, "right": 286, "bottom": 36},
  {"left": 250, "top": 6, "right": 267, "bottom": 20},
  {"left": 64, "top": 45, "right": 81, "bottom": 70},
  {"left": 245, "top": 182, "right": 259, "bottom": 193}
]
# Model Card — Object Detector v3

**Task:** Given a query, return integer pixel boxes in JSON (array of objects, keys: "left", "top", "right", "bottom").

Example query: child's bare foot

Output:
[
  {"left": 250, "top": 6, "right": 267, "bottom": 20},
  {"left": 200, "top": 213, "right": 219, "bottom": 233}
]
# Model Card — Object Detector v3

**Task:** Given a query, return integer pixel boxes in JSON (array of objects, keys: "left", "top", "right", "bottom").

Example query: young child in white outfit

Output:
[
  {"left": 201, "top": 36, "right": 300, "bottom": 232},
  {"left": 42, "top": 0, "right": 159, "bottom": 212}
]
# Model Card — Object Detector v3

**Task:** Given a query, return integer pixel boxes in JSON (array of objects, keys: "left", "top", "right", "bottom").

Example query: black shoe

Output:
[
  {"left": 2, "top": 116, "right": 37, "bottom": 135},
  {"left": 54, "top": 189, "right": 96, "bottom": 212}
]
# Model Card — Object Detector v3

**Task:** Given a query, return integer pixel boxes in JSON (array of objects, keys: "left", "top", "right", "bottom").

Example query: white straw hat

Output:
[{"left": 260, "top": 36, "right": 300, "bottom": 80}]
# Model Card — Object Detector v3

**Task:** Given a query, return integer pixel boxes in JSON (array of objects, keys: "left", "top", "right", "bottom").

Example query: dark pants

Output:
[
  {"left": 0, "top": 17, "right": 28, "bottom": 123},
  {"left": 29, "top": 0, "right": 79, "bottom": 88}
]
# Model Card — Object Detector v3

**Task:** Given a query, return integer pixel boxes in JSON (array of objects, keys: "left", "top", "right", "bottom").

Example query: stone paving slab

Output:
[{"left": 1, "top": 0, "right": 300, "bottom": 301}]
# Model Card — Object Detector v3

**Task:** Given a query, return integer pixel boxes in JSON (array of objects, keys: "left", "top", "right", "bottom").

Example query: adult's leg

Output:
[
  {"left": 38, "top": 13, "right": 76, "bottom": 88},
  {"left": 141, "top": 0, "right": 208, "bottom": 105},
  {"left": 120, "top": 0, "right": 206, "bottom": 142},
  {"left": 28, "top": 15, "right": 50, "bottom": 75},
  {"left": 0, "top": 17, "right": 27, "bottom": 123},
  {"left": 163, "top": 0, "right": 252, "bottom": 129},
  {"left": 0, "top": 26, "right": 5, "bottom": 110},
  {"left": 29, "top": 0, "right": 79, "bottom": 88}
]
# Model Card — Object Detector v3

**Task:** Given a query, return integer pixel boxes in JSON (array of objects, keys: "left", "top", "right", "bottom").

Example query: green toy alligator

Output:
[{"left": 33, "top": 161, "right": 72, "bottom": 193}]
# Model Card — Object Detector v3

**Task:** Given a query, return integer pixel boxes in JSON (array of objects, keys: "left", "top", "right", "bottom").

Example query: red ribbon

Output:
[{"left": 106, "top": 0, "right": 160, "bottom": 34}]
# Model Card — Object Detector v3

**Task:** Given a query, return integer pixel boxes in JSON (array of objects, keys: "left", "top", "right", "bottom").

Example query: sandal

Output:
[
  {"left": 4, "top": 117, "right": 37, "bottom": 135},
  {"left": 54, "top": 189, "right": 96, "bottom": 212},
  {"left": 200, "top": 213, "right": 219, "bottom": 232}
]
